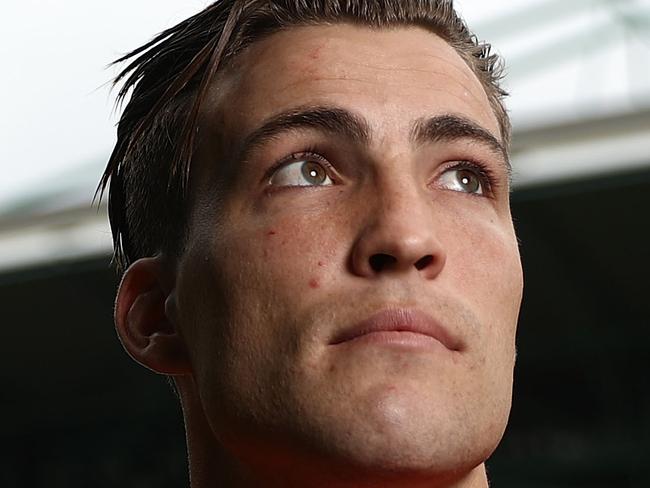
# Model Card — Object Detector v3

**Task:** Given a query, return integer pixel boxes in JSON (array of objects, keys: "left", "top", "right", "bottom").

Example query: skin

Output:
[{"left": 116, "top": 24, "right": 523, "bottom": 488}]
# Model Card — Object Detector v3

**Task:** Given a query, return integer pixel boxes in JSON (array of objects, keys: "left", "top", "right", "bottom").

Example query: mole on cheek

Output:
[{"left": 267, "top": 229, "right": 277, "bottom": 237}]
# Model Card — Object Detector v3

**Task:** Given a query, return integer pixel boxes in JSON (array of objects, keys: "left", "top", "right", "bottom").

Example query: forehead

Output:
[{"left": 203, "top": 23, "right": 500, "bottom": 145}]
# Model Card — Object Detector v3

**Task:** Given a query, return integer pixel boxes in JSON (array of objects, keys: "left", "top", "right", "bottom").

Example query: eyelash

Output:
[
  {"left": 265, "top": 149, "right": 499, "bottom": 196},
  {"left": 264, "top": 148, "right": 333, "bottom": 183}
]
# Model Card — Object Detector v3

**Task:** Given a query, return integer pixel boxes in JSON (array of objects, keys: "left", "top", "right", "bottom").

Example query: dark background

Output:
[{"left": 1, "top": 168, "right": 648, "bottom": 487}]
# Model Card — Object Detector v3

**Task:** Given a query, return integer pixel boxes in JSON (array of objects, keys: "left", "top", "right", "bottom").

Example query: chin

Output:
[
  {"left": 285, "top": 382, "right": 510, "bottom": 485},
  {"left": 299, "top": 426, "right": 494, "bottom": 488}
]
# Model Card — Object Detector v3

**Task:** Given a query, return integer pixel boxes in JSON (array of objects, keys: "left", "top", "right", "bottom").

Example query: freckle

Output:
[
  {"left": 267, "top": 230, "right": 277, "bottom": 236},
  {"left": 309, "top": 279, "right": 320, "bottom": 289},
  {"left": 309, "top": 45, "right": 323, "bottom": 59}
]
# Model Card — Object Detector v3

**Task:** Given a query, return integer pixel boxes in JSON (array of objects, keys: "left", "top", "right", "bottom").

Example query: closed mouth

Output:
[{"left": 330, "top": 307, "right": 462, "bottom": 352}]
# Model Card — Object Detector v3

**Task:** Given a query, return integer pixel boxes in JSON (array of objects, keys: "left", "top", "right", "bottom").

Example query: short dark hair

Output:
[{"left": 98, "top": 0, "right": 510, "bottom": 274}]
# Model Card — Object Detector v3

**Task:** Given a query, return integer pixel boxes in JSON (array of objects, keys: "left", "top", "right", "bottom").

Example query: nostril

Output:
[
  {"left": 369, "top": 253, "right": 397, "bottom": 272},
  {"left": 414, "top": 255, "right": 434, "bottom": 271}
]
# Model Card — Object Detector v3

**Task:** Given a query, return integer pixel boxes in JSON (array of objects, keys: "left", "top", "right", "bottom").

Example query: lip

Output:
[{"left": 329, "top": 308, "right": 462, "bottom": 352}]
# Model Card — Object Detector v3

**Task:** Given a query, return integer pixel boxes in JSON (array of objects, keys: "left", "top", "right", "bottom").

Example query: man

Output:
[{"left": 100, "top": 1, "right": 523, "bottom": 486}]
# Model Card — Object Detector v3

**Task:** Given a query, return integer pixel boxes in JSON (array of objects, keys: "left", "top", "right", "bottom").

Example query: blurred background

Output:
[{"left": 1, "top": 0, "right": 649, "bottom": 486}]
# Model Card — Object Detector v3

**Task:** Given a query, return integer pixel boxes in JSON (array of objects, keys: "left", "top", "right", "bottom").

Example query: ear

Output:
[{"left": 115, "top": 256, "right": 191, "bottom": 375}]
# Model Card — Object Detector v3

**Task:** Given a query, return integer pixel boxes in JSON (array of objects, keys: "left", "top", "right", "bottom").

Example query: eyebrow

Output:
[
  {"left": 411, "top": 114, "right": 511, "bottom": 173},
  {"left": 237, "top": 106, "right": 370, "bottom": 162},
  {"left": 236, "top": 105, "right": 509, "bottom": 174}
]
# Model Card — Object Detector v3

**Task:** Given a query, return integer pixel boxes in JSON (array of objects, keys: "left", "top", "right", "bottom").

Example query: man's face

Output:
[{"left": 173, "top": 24, "right": 523, "bottom": 477}]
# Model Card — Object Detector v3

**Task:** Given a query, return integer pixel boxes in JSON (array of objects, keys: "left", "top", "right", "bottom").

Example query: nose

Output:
[{"left": 350, "top": 182, "right": 446, "bottom": 280}]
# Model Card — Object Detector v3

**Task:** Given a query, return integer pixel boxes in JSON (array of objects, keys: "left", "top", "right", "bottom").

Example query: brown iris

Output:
[
  {"left": 456, "top": 169, "right": 481, "bottom": 194},
  {"left": 301, "top": 161, "right": 328, "bottom": 185}
]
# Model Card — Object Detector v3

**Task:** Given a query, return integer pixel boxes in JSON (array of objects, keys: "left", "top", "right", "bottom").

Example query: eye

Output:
[
  {"left": 269, "top": 154, "right": 334, "bottom": 187},
  {"left": 438, "top": 163, "right": 490, "bottom": 196}
]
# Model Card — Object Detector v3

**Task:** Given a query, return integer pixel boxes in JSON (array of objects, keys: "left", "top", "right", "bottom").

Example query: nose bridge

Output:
[
  {"left": 378, "top": 172, "right": 426, "bottom": 225},
  {"left": 350, "top": 168, "right": 446, "bottom": 278}
]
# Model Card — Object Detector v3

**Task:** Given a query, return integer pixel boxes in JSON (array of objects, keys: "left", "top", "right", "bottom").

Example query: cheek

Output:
[
  {"left": 251, "top": 212, "right": 343, "bottom": 292},
  {"left": 444, "top": 210, "right": 522, "bottom": 308},
  {"left": 442, "top": 211, "right": 522, "bottom": 359},
  {"left": 440, "top": 213, "right": 521, "bottom": 411},
  {"left": 193, "top": 209, "right": 342, "bottom": 364},
  {"left": 184, "top": 213, "right": 344, "bottom": 421}
]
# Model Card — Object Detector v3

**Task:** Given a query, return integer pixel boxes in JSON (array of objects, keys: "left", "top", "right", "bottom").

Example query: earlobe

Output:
[{"left": 115, "top": 256, "right": 192, "bottom": 375}]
